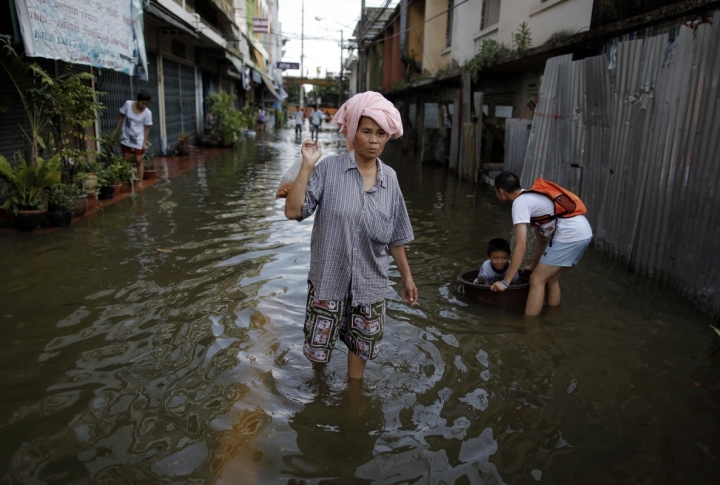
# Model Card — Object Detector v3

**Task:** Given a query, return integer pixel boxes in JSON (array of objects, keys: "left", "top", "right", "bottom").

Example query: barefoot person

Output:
[
  {"left": 115, "top": 90, "right": 152, "bottom": 182},
  {"left": 491, "top": 171, "right": 592, "bottom": 315},
  {"left": 284, "top": 92, "right": 417, "bottom": 380}
]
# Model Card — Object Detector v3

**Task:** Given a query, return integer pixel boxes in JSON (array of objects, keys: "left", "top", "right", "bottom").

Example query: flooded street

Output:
[{"left": 1, "top": 130, "right": 719, "bottom": 484}]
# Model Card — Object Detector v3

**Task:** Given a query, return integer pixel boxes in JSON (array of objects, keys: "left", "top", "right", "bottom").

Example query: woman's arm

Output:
[
  {"left": 144, "top": 125, "right": 151, "bottom": 148},
  {"left": 284, "top": 140, "right": 322, "bottom": 220},
  {"left": 389, "top": 245, "right": 418, "bottom": 305},
  {"left": 115, "top": 114, "right": 125, "bottom": 132}
]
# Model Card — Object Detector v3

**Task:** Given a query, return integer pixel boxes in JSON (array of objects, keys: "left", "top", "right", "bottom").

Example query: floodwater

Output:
[{"left": 1, "top": 130, "right": 719, "bottom": 484}]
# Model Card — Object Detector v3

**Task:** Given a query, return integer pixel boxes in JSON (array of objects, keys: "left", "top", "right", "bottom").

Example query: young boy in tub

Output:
[{"left": 474, "top": 238, "right": 520, "bottom": 286}]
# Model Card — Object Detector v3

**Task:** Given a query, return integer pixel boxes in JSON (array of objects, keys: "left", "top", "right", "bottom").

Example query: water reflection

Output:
[{"left": 1, "top": 130, "right": 719, "bottom": 483}]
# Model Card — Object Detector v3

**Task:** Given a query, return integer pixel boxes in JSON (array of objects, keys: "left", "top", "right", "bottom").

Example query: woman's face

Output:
[{"left": 354, "top": 117, "right": 389, "bottom": 160}]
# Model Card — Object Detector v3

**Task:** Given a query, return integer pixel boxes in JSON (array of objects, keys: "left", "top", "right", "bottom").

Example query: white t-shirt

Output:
[
  {"left": 310, "top": 110, "right": 323, "bottom": 125},
  {"left": 294, "top": 111, "right": 304, "bottom": 125},
  {"left": 119, "top": 100, "right": 152, "bottom": 149},
  {"left": 512, "top": 191, "right": 593, "bottom": 242}
]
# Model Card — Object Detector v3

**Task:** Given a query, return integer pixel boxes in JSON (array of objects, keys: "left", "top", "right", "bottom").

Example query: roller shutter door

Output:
[
  {"left": 163, "top": 58, "right": 182, "bottom": 148},
  {"left": 180, "top": 64, "right": 197, "bottom": 144},
  {"left": 95, "top": 68, "right": 132, "bottom": 139},
  {"left": 0, "top": 75, "right": 27, "bottom": 161}
]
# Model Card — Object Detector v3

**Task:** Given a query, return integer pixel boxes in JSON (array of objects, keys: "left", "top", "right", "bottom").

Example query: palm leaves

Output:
[{"left": 0, "top": 154, "right": 62, "bottom": 214}]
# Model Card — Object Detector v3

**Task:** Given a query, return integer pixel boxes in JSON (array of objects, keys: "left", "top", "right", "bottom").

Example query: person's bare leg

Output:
[
  {"left": 526, "top": 263, "right": 564, "bottom": 316},
  {"left": 312, "top": 361, "right": 326, "bottom": 373},
  {"left": 545, "top": 267, "right": 569, "bottom": 307},
  {"left": 347, "top": 351, "right": 367, "bottom": 380},
  {"left": 135, "top": 153, "right": 144, "bottom": 184}
]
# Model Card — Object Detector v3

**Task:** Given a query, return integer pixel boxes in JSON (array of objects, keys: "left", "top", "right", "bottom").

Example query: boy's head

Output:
[
  {"left": 494, "top": 171, "right": 521, "bottom": 204},
  {"left": 136, "top": 90, "right": 151, "bottom": 110},
  {"left": 487, "top": 238, "right": 511, "bottom": 271}
]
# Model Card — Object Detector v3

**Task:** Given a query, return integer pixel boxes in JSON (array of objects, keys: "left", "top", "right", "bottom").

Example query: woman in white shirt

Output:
[{"left": 115, "top": 90, "right": 153, "bottom": 182}]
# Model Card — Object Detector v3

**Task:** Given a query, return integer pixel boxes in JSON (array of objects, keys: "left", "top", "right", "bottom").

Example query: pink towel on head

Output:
[{"left": 331, "top": 91, "right": 403, "bottom": 151}]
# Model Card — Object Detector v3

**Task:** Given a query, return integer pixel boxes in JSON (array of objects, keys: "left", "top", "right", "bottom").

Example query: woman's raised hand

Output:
[{"left": 301, "top": 139, "right": 322, "bottom": 168}]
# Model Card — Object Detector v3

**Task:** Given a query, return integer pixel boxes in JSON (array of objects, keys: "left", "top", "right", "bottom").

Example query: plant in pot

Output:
[
  {"left": 97, "top": 167, "right": 118, "bottom": 200},
  {"left": 220, "top": 109, "right": 242, "bottom": 147},
  {"left": 143, "top": 150, "right": 157, "bottom": 180},
  {"left": 0, "top": 154, "right": 62, "bottom": 231},
  {"left": 177, "top": 133, "right": 191, "bottom": 156},
  {"left": 47, "top": 182, "right": 83, "bottom": 227},
  {"left": 108, "top": 159, "right": 136, "bottom": 193}
]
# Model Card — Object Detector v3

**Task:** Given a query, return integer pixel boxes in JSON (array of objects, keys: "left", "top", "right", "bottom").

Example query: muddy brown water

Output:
[{"left": 1, "top": 131, "right": 719, "bottom": 484}]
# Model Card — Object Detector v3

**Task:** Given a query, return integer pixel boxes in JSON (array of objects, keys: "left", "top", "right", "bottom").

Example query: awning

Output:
[
  {"left": 144, "top": 4, "right": 199, "bottom": 39},
  {"left": 260, "top": 72, "right": 282, "bottom": 100},
  {"left": 225, "top": 53, "right": 244, "bottom": 76}
]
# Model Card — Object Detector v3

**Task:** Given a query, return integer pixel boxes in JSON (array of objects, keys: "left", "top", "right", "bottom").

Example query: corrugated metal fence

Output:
[{"left": 521, "top": 13, "right": 720, "bottom": 319}]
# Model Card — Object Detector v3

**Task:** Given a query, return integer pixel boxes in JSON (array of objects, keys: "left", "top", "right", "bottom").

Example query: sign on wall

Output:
[
  {"left": 252, "top": 18, "right": 269, "bottom": 34},
  {"left": 13, "top": 0, "right": 148, "bottom": 80},
  {"left": 276, "top": 62, "right": 299, "bottom": 70}
]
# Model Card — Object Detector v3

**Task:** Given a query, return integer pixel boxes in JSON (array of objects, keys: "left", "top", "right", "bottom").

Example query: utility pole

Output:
[
  {"left": 339, "top": 29, "right": 343, "bottom": 106},
  {"left": 299, "top": 0, "right": 304, "bottom": 107}
]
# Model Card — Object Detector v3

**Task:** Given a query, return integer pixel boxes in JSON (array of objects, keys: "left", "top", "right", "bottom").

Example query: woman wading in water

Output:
[{"left": 284, "top": 91, "right": 418, "bottom": 381}]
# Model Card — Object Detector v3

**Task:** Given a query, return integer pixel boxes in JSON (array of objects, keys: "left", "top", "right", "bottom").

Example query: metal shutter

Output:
[
  {"left": 0, "top": 74, "right": 27, "bottom": 161},
  {"left": 95, "top": 68, "right": 132, "bottom": 139},
  {"left": 163, "top": 58, "right": 182, "bottom": 149},
  {"left": 180, "top": 64, "right": 197, "bottom": 143}
]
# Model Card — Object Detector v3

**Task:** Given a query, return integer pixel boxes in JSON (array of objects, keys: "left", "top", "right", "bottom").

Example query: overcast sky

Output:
[{"left": 278, "top": 0, "right": 399, "bottom": 79}]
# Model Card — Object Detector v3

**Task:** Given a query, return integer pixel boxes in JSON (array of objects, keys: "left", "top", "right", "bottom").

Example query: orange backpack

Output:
[{"left": 521, "top": 178, "right": 587, "bottom": 228}]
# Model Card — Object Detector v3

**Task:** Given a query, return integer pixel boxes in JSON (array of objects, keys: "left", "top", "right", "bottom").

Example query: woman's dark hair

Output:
[
  {"left": 494, "top": 171, "right": 521, "bottom": 192},
  {"left": 487, "top": 238, "right": 511, "bottom": 256},
  {"left": 137, "top": 90, "right": 151, "bottom": 102}
]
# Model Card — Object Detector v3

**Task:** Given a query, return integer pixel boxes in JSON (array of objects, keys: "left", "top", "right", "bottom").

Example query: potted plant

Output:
[
  {"left": 177, "top": 133, "right": 191, "bottom": 156},
  {"left": 143, "top": 150, "right": 157, "bottom": 180},
  {"left": 0, "top": 154, "right": 62, "bottom": 231},
  {"left": 97, "top": 167, "right": 117, "bottom": 200},
  {"left": 47, "top": 182, "right": 82, "bottom": 226},
  {"left": 108, "top": 159, "right": 136, "bottom": 193}
]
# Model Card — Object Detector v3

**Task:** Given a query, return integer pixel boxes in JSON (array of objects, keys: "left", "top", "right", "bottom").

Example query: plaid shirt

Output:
[{"left": 300, "top": 151, "right": 414, "bottom": 305}]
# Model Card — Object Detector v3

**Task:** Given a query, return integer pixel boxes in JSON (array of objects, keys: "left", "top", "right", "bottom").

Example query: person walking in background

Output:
[
  {"left": 294, "top": 107, "right": 305, "bottom": 137},
  {"left": 257, "top": 106, "right": 266, "bottom": 132},
  {"left": 309, "top": 105, "right": 324, "bottom": 142},
  {"left": 115, "top": 90, "right": 152, "bottom": 183},
  {"left": 284, "top": 92, "right": 417, "bottom": 381},
  {"left": 492, "top": 171, "right": 592, "bottom": 315}
]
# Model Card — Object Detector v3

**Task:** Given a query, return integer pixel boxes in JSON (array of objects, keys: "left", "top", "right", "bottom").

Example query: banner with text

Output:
[{"left": 14, "top": 0, "right": 148, "bottom": 80}]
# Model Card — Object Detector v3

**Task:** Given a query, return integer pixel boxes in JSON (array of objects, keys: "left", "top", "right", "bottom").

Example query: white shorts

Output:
[{"left": 540, "top": 238, "right": 592, "bottom": 267}]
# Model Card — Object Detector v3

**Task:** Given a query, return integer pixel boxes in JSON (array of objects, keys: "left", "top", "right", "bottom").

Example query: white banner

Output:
[{"left": 14, "top": 0, "right": 148, "bottom": 80}]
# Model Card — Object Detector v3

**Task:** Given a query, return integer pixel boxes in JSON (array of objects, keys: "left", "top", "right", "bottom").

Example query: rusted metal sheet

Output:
[{"left": 521, "top": 14, "right": 720, "bottom": 318}]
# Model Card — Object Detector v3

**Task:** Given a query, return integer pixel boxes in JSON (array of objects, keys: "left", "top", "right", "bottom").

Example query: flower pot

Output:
[
  {"left": 110, "top": 183, "right": 123, "bottom": 195},
  {"left": 210, "top": 139, "right": 220, "bottom": 147},
  {"left": 47, "top": 210, "right": 73, "bottom": 227},
  {"left": 143, "top": 170, "right": 157, "bottom": 180},
  {"left": 178, "top": 145, "right": 190, "bottom": 156},
  {"left": 121, "top": 182, "right": 132, "bottom": 193},
  {"left": 73, "top": 195, "right": 88, "bottom": 217},
  {"left": 15, "top": 209, "right": 47, "bottom": 232},
  {"left": 86, "top": 192, "right": 97, "bottom": 212},
  {"left": 84, "top": 173, "right": 98, "bottom": 192},
  {"left": 98, "top": 186, "right": 115, "bottom": 200}
]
